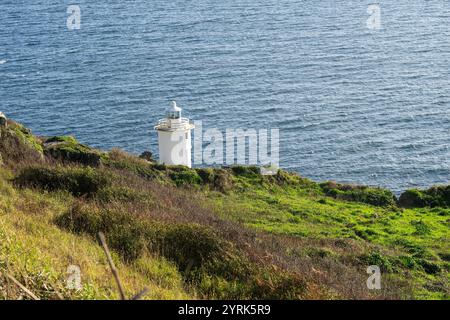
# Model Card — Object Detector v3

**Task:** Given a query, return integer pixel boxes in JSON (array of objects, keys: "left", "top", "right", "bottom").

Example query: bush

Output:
[
  {"left": 418, "top": 260, "right": 441, "bottom": 275},
  {"left": 212, "top": 169, "right": 233, "bottom": 192},
  {"left": 361, "top": 252, "right": 394, "bottom": 272},
  {"left": 194, "top": 168, "right": 234, "bottom": 192},
  {"left": 9, "top": 121, "right": 44, "bottom": 154},
  {"left": 399, "top": 186, "right": 450, "bottom": 208},
  {"left": 353, "top": 227, "right": 378, "bottom": 240},
  {"left": 320, "top": 182, "right": 396, "bottom": 207},
  {"left": 56, "top": 202, "right": 307, "bottom": 299},
  {"left": 438, "top": 252, "right": 450, "bottom": 262},
  {"left": 44, "top": 136, "right": 103, "bottom": 166},
  {"left": 105, "top": 149, "right": 166, "bottom": 181},
  {"left": 45, "top": 136, "right": 78, "bottom": 144},
  {"left": 398, "top": 189, "right": 427, "bottom": 208},
  {"left": 158, "top": 224, "right": 226, "bottom": 271},
  {"left": 168, "top": 169, "right": 202, "bottom": 186},
  {"left": 230, "top": 165, "right": 260, "bottom": 177},
  {"left": 196, "top": 168, "right": 214, "bottom": 184},
  {"left": 96, "top": 186, "right": 148, "bottom": 203},
  {"left": 56, "top": 203, "right": 147, "bottom": 260},
  {"left": 264, "top": 170, "right": 314, "bottom": 187},
  {"left": 14, "top": 166, "right": 111, "bottom": 197},
  {"left": 0, "top": 122, "right": 44, "bottom": 166},
  {"left": 56, "top": 202, "right": 233, "bottom": 267},
  {"left": 393, "top": 239, "right": 429, "bottom": 259},
  {"left": 410, "top": 220, "right": 431, "bottom": 235},
  {"left": 139, "top": 151, "right": 154, "bottom": 162},
  {"left": 398, "top": 255, "right": 419, "bottom": 270}
]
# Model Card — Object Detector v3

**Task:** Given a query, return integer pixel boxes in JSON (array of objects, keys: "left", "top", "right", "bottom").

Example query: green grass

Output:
[
  {"left": 207, "top": 181, "right": 449, "bottom": 299},
  {"left": 14, "top": 166, "right": 112, "bottom": 197},
  {"left": 1, "top": 120, "right": 449, "bottom": 300},
  {"left": 10, "top": 122, "right": 44, "bottom": 154},
  {"left": 43, "top": 135, "right": 106, "bottom": 166},
  {"left": 0, "top": 169, "right": 190, "bottom": 300},
  {"left": 55, "top": 201, "right": 308, "bottom": 299}
]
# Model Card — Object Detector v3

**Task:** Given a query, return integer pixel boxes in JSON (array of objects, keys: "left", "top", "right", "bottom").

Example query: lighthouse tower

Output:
[{"left": 154, "top": 101, "right": 195, "bottom": 167}]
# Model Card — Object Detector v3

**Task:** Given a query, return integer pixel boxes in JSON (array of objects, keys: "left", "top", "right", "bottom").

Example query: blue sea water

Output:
[{"left": 1, "top": 1, "right": 450, "bottom": 193}]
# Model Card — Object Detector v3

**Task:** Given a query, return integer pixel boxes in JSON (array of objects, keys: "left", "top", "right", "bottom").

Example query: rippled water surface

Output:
[{"left": 1, "top": 1, "right": 450, "bottom": 192}]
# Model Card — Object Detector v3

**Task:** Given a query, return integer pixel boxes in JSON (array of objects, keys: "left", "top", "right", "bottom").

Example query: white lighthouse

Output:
[{"left": 154, "top": 101, "right": 195, "bottom": 167}]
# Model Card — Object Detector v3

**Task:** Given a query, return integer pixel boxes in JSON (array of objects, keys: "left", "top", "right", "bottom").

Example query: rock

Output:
[
  {"left": 43, "top": 136, "right": 103, "bottom": 166},
  {"left": 0, "top": 121, "right": 44, "bottom": 165},
  {"left": 139, "top": 151, "right": 154, "bottom": 162}
]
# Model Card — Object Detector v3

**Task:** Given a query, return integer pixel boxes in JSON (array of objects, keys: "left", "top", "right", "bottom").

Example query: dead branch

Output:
[
  {"left": 98, "top": 232, "right": 126, "bottom": 300},
  {"left": 2, "top": 272, "right": 40, "bottom": 300}
]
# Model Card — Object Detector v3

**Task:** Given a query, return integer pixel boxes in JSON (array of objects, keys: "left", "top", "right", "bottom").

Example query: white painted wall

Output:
[{"left": 157, "top": 129, "right": 192, "bottom": 167}]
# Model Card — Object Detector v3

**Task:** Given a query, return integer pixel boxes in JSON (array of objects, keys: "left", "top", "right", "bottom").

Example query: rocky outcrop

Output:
[{"left": 43, "top": 136, "right": 105, "bottom": 167}]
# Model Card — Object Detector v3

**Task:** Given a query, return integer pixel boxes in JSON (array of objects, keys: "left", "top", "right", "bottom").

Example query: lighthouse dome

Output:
[{"left": 166, "top": 101, "right": 182, "bottom": 119}]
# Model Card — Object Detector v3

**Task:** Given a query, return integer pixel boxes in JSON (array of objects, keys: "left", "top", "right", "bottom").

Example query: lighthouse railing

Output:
[{"left": 155, "top": 117, "right": 193, "bottom": 130}]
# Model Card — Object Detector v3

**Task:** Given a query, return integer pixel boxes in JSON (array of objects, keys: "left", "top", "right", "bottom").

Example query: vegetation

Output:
[
  {"left": 43, "top": 136, "right": 106, "bottom": 166},
  {"left": 0, "top": 120, "right": 44, "bottom": 166},
  {"left": 399, "top": 186, "right": 450, "bottom": 208},
  {"left": 55, "top": 202, "right": 308, "bottom": 299},
  {"left": 0, "top": 119, "right": 448, "bottom": 300},
  {"left": 14, "top": 166, "right": 112, "bottom": 197},
  {"left": 320, "top": 181, "right": 397, "bottom": 207}
]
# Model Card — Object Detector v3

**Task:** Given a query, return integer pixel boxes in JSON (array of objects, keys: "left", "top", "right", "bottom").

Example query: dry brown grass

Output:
[
  {"left": 63, "top": 167, "right": 410, "bottom": 299},
  {"left": 3, "top": 122, "right": 417, "bottom": 299}
]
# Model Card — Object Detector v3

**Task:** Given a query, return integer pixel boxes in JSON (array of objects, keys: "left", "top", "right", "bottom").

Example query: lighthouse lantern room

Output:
[{"left": 154, "top": 101, "right": 195, "bottom": 168}]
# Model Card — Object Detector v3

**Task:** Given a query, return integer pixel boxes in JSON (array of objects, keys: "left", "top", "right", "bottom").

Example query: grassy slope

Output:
[
  {"left": 0, "top": 168, "right": 190, "bottom": 300},
  {"left": 0, "top": 120, "right": 448, "bottom": 300},
  {"left": 208, "top": 178, "right": 449, "bottom": 299}
]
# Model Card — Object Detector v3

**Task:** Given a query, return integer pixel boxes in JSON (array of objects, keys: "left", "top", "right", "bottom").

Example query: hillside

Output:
[{"left": 0, "top": 118, "right": 448, "bottom": 300}]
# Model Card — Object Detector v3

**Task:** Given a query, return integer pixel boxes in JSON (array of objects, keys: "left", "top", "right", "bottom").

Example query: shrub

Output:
[
  {"left": 212, "top": 169, "right": 233, "bottom": 192},
  {"left": 0, "top": 122, "right": 44, "bottom": 166},
  {"left": 14, "top": 166, "right": 111, "bottom": 197},
  {"left": 438, "top": 252, "right": 450, "bottom": 262},
  {"left": 96, "top": 186, "right": 148, "bottom": 203},
  {"left": 9, "top": 121, "right": 44, "bottom": 154},
  {"left": 361, "top": 251, "right": 394, "bottom": 272},
  {"left": 263, "top": 170, "right": 319, "bottom": 190},
  {"left": 399, "top": 185, "right": 450, "bottom": 208},
  {"left": 152, "top": 163, "right": 167, "bottom": 171},
  {"left": 398, "top": 189, "right": 428, "bottom": 208},
  {"left": 105, "top": 149, "right": 166, "bottom": 181},
  {"left": 56, "top": 203, "right": 147, "bottom": 260},
  {"left": 194, "top": 168, "right": 234, "bottom": 192},
  {"left": 107, "top": 148, "right": 147, "bottom": 168},
  {"left": 56, "top": 202, "right": 307, "bottom": 299},
  {"left": 320, "top": 182, "right": 396, "bottom": 207},
  {"left": 196, "top": 168, "right": 214, "bottom": 184},
  {"left": 353, "top": 227, "right": 378, "bottom": 240},
  {"left": 158, "top": 224, "right": 226, "bottom": 271},
  {"left": 398, "top": 255, "right": 419, "bottom": 270},
  {"left": 45, "top": 136, "right": 78, "bottom": 144},
  {"left": 56, "top": 202, "right": 234, "bottom": 268},
  {"left": 418, "top": 260, "right": 441, "bottom": 275},
  {"left": 410, "top": 220, "right": 431, "bottom": 235},
  {"left": 393, "top": 239, "right": 429, "bottom": 259},
  {"left": 230, "top": 165, "right": 260, "bottom": 177},
  {"left": 139, "top": 151, "right": 154, "bottom": 162},
  {"left": 168, "top": 169, "right": 202, "bottom": 186},
  {"left": 43, "top": 136, "right": 103, "bottom": 166}
]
